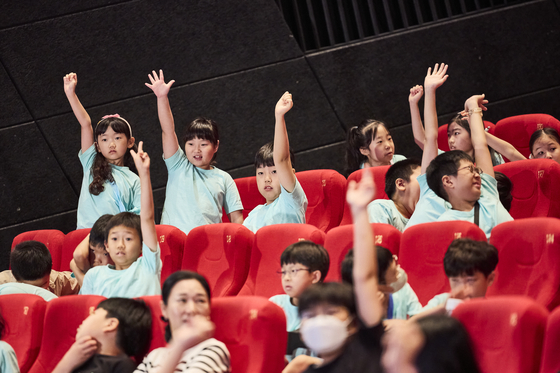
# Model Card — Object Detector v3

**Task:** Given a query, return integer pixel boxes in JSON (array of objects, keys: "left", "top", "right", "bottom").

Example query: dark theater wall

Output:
[{"left": 1, "top": 0, "right": 560, "bottom": 269}]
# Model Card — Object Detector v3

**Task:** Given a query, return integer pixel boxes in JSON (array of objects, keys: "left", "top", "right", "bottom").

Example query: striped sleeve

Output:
[{"left": 179, "top": 343, "right": 231, "bottom": 372}]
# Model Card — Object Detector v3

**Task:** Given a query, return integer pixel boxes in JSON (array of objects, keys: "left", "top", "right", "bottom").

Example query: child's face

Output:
[
  {"left": 96, "top": 126, "right": 134, "bottom": 166},
  {"left": 280, "top": 263, "right": 319, "bottom": 299},
  {"left": 402, "top": 167, "right": 421, "bottom": 209},
  {"left": 384, "top": 259, "right": 398, "bottom": 285},
  {"left": 256, "top": 165, "right": 281, "bottom": 204},
  {"left": 361, "top": 125, "right": 394, "bottom": 166},
  {"left": 89, "top": 244, "right": 113, "bottom": 267},
  {"left": 448, "top": 271, "right": 494, "bottom": 300},
  {"left": 76, "top": 307, "right": 110, "bottom": 340},
  {"left": 531, "top": 134, "right": 560, "bottom": 164},
  {"left": 301, "top": 303, "right": 356, "bottom": 335},
  {"left": 184, "top": 137, "right": 218, "bottom": 170},
  {"left": 447, "top": 160, "right": 482, "bottom": 202},
  {"left": 447, "top": 122, "right": 473, "bottom": 154},
  {"left": 161, "top": 279, "right": 210, "bottom": 334},
  {"left": 105, "top": 225, "right": 142, "bottom": 270}
]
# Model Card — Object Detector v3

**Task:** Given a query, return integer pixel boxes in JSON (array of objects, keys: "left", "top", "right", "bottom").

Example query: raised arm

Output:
[
  {"left": 71, "top": 234, "right": 91, "bottom": 285},
  {"left": 145, "top": 70, "right": 179, "bottom": 159},
  {"left": 348, "top": 169, "right": 383, "bottom": 327},
  {"left": 409, "top": 85, "right": 425, "bottom": 150},
  {"left": 421, "top": 63, "right": 448, "bottom": 174},
  {"left": 485, "top": 132, "right": 526, "bottom": 162},
  {"left": 130, "top": 142, "right": 158, "bottom": 252},
  {"left": 63, "top": 73, "right": 94, "bottom": 153},
  {"left": 465, "top": 94, "right": 494, "bottom": 177},
  {"left": 273, "top": 91, "right": 297, "bottom": 192}
]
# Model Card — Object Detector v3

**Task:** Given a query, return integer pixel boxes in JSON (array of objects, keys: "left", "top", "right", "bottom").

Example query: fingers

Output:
[{"left": 137, "top": 141, "right": 144, "bottom": 154}]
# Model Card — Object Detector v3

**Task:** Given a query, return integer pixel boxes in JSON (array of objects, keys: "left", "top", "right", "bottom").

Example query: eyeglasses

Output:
[
  {"left": 277, "top": 268, "right": 311, "bottom": 278},
  {"left": 457, "top": 165, "right": 483, "bottom": 175}
]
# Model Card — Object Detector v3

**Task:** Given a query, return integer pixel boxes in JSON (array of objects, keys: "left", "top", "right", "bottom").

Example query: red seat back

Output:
[
  {"left": 60, "top": 229, "right": 90, "bottom": 272},
  {"left": 11, "top": 230, "right": 65, "bottom": 271},
  {"left": 494, "top": 159, "right": 560, "bottom": 219},
  {"left": 437, "top": 121, "right": 496, "bottom": 152},
  {"left": 239, "top": 224, "right": 326, "bottom": 297},
  {"left": 323, "top": 223, "right": 401, "bottom": 282},
  {"left": 400, "top": 221, "right": 487, "bottom": 305},
  {"left": 139, "top": 295, "right": 167, "bottom": 353},
  {"left": 297, "top": 169, "right": 346, "bottom": 232},
  {"left": 155, "top": 225, "right": 187, "bottom": 285},
  {"left": 28, "top": 295, "right": 106, "bottom": 373},
  {"left": 181, "top": 223, "right": 254, "bottom": 296},
  {"left": 233, "top": 176, "right": 266, "bottom": 220},
  {"left": 0, "top": 294, "right": 46, "bottom": 373},
  {"left": 340, "top": 167, "right": 391, "bottom": 225},
  {"left": 488, "top": 218, "right": 560, "bottom": 310},
  {"left": 494, "top": 114, "right": 560, "bottom": 158},
  {"left": 453, "top": 296, "right": 548, "bottom": 373},
  {"left": 540, "top": 306, "right": 560, "bottom": 373}
]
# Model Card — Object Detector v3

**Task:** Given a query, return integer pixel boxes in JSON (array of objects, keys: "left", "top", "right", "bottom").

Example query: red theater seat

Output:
[
  {"left": 437, "top": 121, "right": 496, "bottom": 152},
  {"left": 453, "top": 296, "right": 548, "bottom": 373},
  {"left": 400, "top": 221, "right": 487, "bottom": 305},
  {"left": 0, "top": 294, "right": 46, "bottom": 373},
  {"left": 155, "top": 225, "right": 187, "bottom": 285},
  {"left": 11, "top": 230, "right": 65, "bottom": 271},
  {"left": 494, "top": 159, "right": 560, "bottom": 219},
  {"left": 139, "top": 295, "right": 166, "bottom": 353},
  {"left": 232, "top": 176, "right": 266, "bottom": 220},
  {"left": 181, "top": 223, "right": 253, "bottom": 296},
  {"left": 239, "top": 224, "right": 325, "bottom": 297},
  {"left": 540, "top": 306, "right": 560, "bottom": 373},
  {"left": 488, "top": 218, "right": 560, "bottom": 310},
  {"left": 323, "top": 223, "right": 401, "bottom": 282},
  {"left": 28, "top": 295, "right": 105, "bottom": 373},
  {"left": 60, "top": 228, "right": 90, "bottom": 272}
]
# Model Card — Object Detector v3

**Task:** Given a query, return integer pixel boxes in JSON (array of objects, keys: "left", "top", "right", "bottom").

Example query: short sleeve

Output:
[
  {"left": 79, "top": 144, "right": 97, "bottom": 170},
  {"left": 223, "top": 174, "right": 243, "bottom": 215},
  {"left": 141, "top": 243, "right": 161, "bottom": 275},
  {"left": 285, "top": 178, "right": 307, "bottom": 211},
  {"left": 164, "top": 148, "right": 188, "bottom": 172},
  {"left": 367, "top": 201, "right": 392, "bottom": 225},
  {"left": 129, "top": 178, "right": 141, "bottom": 215},
  {"left": 79, "top": 269, "right": 96, "bottom": 295}
]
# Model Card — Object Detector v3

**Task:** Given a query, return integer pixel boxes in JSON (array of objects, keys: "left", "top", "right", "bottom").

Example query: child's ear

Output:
[
  {"left": 292, "top": 168, "right": 296, "bottom": 175},
  {"left": 95, "top": 142, "right": 100, "bottom": 152},
  {"left": 442, "top": 175, "right": 454, "bottom": 189},
  {"left": 395, "top": 178, "right": 406, "bottom": 192},
  {"left": 359, "top": 147, "right": 370, "bottom": 156},
  {"left": 103, "top": 317, "right": 119, "bottom": 333},
  {"left": 127, "top": 136, "right": 136, "bottom": 149},
  {"left": 487, "top": 271, "right": 496, "bottom": 286},
  {"left": 311, "top": 270, "right": 322, "bottom": 284},
  {"left": 214, "top": 140, "right": 220, "bottom": 153},
  {"left": 104, "top": 240, "right": 109, "bottom": 250}
]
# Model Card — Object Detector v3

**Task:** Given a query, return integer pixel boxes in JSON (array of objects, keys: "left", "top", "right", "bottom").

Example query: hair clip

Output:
[{"left": 96, "top": 114, "right": 133, "bottom": 136}]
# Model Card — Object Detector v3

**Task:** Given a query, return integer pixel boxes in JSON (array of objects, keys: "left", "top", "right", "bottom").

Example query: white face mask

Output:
[
  {"left": 300, "top": 315, "right": 352, "bottom": 355},
  {"left": 388, "top": 266, "right": 408, "bottom": 293}
]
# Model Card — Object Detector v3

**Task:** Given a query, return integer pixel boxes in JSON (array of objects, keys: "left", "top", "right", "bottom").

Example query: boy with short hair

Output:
[
  {"left": 0, "top": 241, "right": 57, "bottom": 301},
  {"left": 269, "top": 241, "right": 330, "bottom": 332},
  {"left": 52, "top": 297, "right": 152, "bottom": 373},
  {"left": 367, "top": 158, "right": 421, "bottom": 231},
  {"left": 79, "top": 142, "right": 162, "bottom": 297},
  {"left": 243, "top": 92, "right": 308, "bottom": 233}
]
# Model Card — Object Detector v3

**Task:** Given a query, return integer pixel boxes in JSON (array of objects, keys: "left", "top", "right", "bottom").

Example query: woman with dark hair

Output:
[
  {"left": 0, "top": 311, "right": 20, "bottom": 373},
  {"left": 134, "top": 271, "right": 230, "bottom": 373}
]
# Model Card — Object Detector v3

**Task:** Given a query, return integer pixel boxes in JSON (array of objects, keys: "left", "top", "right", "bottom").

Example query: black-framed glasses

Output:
[
  {"left": 457, "top": 165, "right": 483, "bottom": 175},
  {"left": 277, "top": 268, "right": 311, "bottom": 277}
]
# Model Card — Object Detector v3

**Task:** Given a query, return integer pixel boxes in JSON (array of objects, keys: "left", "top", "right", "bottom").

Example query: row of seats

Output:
[{"left": 12, "top": 217, "right": 560, "bottom": 310}]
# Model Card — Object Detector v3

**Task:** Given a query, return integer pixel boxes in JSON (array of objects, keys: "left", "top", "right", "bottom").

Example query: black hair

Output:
[
  {"left": 105, "top": 212, "right": 142, "bottom": 243},
  {"left": 281, "top": 241, "right": 330, "bottom": 282},
  {"left": 426, "top": 150, "right": 474, "bottom": 202},
  {"left": 344, "top": 119, "right": 390, "bottom": 176},
  {"left": 97, "top": 298, "right": 152, "bottom": 360},
  {"left": 298, "top": 282, "right": 356, "bottom": 317},
  {"left": 90, "top": 117, "right": 137, "bottom": 195},
  {"left": 182, "top": 117, "right": 220, "bottom": 163},
  {"left": 384, "top": 158, "right": 421, "bottom": 199},
  {"left": 90, "top": 214, "right": 114, "bottom": 248},
  {"left": 447, "top": 114, "right": 501, "bottom": 166},
  {"left": 340, "top": 247, "right": 394, "bottom": 286},
  {"left": 415, "top": 314, "right": 481, "bottom": 373},
  {"left": 11, "top": 241, "right": 52, "bottom": 281},
  {"left": 494, "top": 171, "right": 513, "bottom": 211},
  {"left": 529, "top": 127, "right": 560, "bottom": 157},
  {"left": 161, "top": 271, "right": 211, "bottom": 343},
  {"left": 443, "top": 238, "right": 499, "bottom": 278},
  {"left": 254, "top": 141, "right": 296, "bottom": 169}
]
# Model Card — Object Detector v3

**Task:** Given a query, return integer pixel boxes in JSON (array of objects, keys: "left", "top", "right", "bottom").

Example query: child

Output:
[
  {"left": 269, "top": 241, "right": 330, "bottom": 332},
  {"left": 243, "top": 92, "right": 308, "bottom": 233},
  {"left": 70, "top": 214, "right": 114, "bottom": 287},
  {"left": 64, "top": 73, "right": 140, "bottom": 230},
  {"left": 79, "top": 142, "right": 162, "bottom": 298},
  {"left": 367, "top": 158, "right": 421, "bottom": 231},
  {"left": 484, "top": 127, "right": 560, "bottom": 164},
  {"left": 344, "top": 119, "right": 406, "bottom": 176},
  {"left": 52, "top": 298, "right": 152, "bottom": 373},
  {"left": 0, "top": 311, "right": 19, "bottom": 373},
  {"left": 145, "top": 70, "right": 243, "bottom": 234},
  {"left": 426, "top": 95, "right": 513, "bottom": 238},
  {"left": 0, "top": 241, "right": 57, "bottom": 301}
]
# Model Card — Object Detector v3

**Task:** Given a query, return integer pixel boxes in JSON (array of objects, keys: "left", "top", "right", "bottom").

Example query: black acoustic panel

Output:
[
  {"left": 153, "top": 188, "right": 166, "bottom": 225},
  {"left": 0, "top": 62, "right": 32, "bottom": 128},
  {"left": 483, "top": 87, "right": 560, "bottom": 124},
  {"left": 307, "top": 1, "right": 560, "bottom": 131},
  {"left": 296, "top": 142, "right": 346, "bottom": 175},
  {"left": 389, "top": 124, "right": 423, "bottom": 161},
  {"left": 0, "top": 0, "right": 302, "bottom": 119},
  {"left": 0, "top": 212, "right": 77, "bottom": 271},
  {"left": 0, "top": 123, "right": 78, "bottom": 227}
]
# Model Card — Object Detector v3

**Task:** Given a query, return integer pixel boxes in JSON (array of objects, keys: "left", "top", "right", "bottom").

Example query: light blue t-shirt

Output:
[
  {"left": 405, "top": 173, "right": 449, "bottom": 229},
  {"left": 391, "top": 283, "right": 423, "bottom": 319},
  {"left": 0, "top": 341, "right": 19, "bottom": 373},
  {"left": 161, "top": 148, "right": 243, "bottom": 234},
  {"left": 360, "top": 154, "right": 407, "bottom": 169},
  {"left": 436, "top": 173, "right": 513, "bottom": 238},
  {"left": 367, "top": 199, "right": 409, "bottom": 232},
  {"left": 77, "top": 144, "right": 141, "bottom": 229},
  {"left": 0, "top": 282, "right": 57, "bottom": 301},
  {"left": 269, "top": 294, "right": 301, "bottom": 332},
  {"left": 437, "top": 149, "right": 505, "bottom": 166},
  {"left": 80, "top": 243, "right": 161, "bottom": 298},
  {"left": 421, "top": 293, "right": 450, "bottom": 311},
  {"left": 243, "top": 178, "right": 308, "bottom": 233}
]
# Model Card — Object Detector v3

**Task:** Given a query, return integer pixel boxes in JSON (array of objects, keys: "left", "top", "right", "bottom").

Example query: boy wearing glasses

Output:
[{"left": 269, "top": 241, "right": 330, "bottom": 332}]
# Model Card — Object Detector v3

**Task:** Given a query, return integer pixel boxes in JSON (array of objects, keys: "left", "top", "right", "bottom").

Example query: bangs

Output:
[
  {"left": 183, "top": 118, "right": 219, "bottom": 145},
  {"left": 95, "top": 118, "right": 132, "bottom": 139}
]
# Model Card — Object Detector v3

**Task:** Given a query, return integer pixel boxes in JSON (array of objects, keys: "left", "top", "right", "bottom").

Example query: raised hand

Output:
[
  {"left": 63, "top": 73, "right": 78, "bottom": 95},
  {"left": 464, "top": 94, "right": 488, "bottom": 112},
  {"left": 275, "top": 91, "right": 293, "bottom": 117},
  {"left": 174, "top": 314, "right": 215, "bottom": 351},
  {"left": 145, "top": 69, "right": 175, "bottom": 98},
  {"left": 346, "top": 168, "right": 375, "bottom": 211},
  {"left": 408, "top": 85, "right": 424, "bottom": 105},
  {"left": 130, "top": 141, "right": 150, "bottom": 176},
  {"left": 424, "top": 63, "right": 449, "bottom": 91}
]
